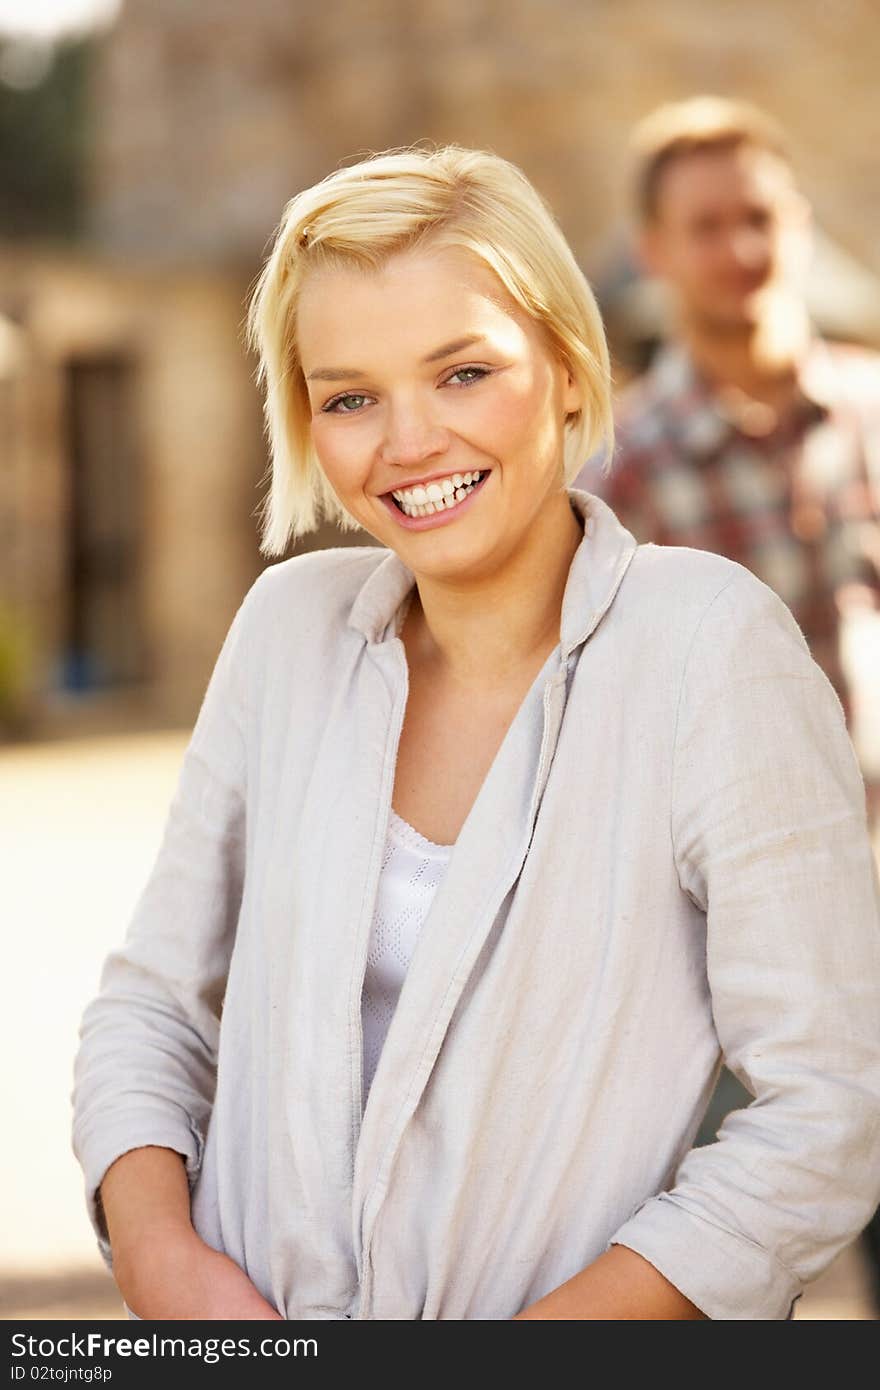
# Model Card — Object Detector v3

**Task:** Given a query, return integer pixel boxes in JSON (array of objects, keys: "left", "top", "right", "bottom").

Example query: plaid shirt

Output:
[{"left": 577, "top": 339, "right": 880, "bottom": 738}]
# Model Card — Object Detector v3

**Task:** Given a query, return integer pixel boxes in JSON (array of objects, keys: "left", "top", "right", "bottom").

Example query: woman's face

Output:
[{"left": 296, "top": 244, "right": 582, "bottom": 583}]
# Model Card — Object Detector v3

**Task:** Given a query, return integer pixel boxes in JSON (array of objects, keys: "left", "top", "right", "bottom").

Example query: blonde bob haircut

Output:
[{"left": 246, "top": 143, "right": 614, "bottom": 555}]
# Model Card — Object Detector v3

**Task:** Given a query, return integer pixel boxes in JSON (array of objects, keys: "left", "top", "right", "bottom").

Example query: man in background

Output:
[
  {"left": 578, "top": 95, "right": 880, "bottom": 821},
  {"left": 577, "top": 95, "right": 880, "bottom": 1309}
]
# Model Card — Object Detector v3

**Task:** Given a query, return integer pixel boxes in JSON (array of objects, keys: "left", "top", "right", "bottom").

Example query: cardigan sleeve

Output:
[
  {"left": 609, "top": 567, "right": 880, "bottom": 1320},
  {"left": 70, "top": 579, "right": 259, "bottom": 1270}
]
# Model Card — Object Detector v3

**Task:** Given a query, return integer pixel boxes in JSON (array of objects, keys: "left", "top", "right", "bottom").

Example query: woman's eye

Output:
[
  {"left": 320, "top": 370, "right": 488, "bottom": 412},
  {"left": 323, "top": 393, "right": 369, "bottom": 414},
  {"left": 447, "top": 366, "right": 489, "bottom": 386}
]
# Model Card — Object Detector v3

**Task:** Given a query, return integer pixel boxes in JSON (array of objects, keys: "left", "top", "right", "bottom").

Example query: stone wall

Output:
[
  {"left": 0, "top": 248, "right": 267, "bottom": 728},
  {"left": 88, "top": 0, "right": 880, "bottom": 277}
]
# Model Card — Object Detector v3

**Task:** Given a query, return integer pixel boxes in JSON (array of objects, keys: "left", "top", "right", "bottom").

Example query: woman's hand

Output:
[
  {"left": 100, "top": 1146, "right": 283, "bottom": 1320},
  {"left": 114, "top": 1225, "right": 283, "bottom": 1321}
]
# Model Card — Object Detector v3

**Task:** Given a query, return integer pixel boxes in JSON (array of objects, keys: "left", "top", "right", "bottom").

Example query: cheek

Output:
[
  {"left": 689, "top": 247, "right": 727, "bottom": 285},
  {"left": 309, "top": 416, "right": 373, "bottom": 491},
  {"left": 471, "top": 370, "right": 556, "bottom": 452},
  {"left": 484, "top": 372, "right": 568, "bottom": 482},
  {"left": 667, "top": 241, "right": 701, "bottom": 282}
]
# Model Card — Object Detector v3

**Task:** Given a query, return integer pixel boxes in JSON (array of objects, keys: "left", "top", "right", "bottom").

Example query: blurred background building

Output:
[{"left": 1, "top": 0, "right": 879, "bottom": 1319}]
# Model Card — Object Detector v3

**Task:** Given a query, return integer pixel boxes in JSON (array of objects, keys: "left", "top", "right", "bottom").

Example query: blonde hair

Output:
[
  {"left": 246, "top": 143, "right": 614, "bottom": 554},
  {"left": 630, "top": 96, "right": 792, "bottom": 225}
]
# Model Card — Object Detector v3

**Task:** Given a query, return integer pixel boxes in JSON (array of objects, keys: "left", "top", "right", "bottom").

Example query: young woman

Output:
[{"left": 72, "top": 145, "right": 880, "bottom": 1321}]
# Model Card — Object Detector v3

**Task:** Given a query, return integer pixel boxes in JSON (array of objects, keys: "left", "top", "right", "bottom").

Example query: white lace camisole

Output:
[{"left": 361, "top": 807, "right": 454, "bottom": 1104}]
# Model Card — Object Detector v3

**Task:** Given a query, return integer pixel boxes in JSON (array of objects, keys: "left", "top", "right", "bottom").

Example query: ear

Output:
[
  {"left": 635, "top": 223, "right": 666, "bottom": 279},
  {"left": 561, "top": 362, "right": 583, "bottom": 417}
]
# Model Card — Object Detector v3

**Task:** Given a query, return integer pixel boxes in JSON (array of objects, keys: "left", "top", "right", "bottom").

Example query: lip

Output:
[
  {"left": 379, "top": 470, "right": 491, "bottom": 531},
  {"left": 384, "top": 466, "right": 478, "bottom": 495}
]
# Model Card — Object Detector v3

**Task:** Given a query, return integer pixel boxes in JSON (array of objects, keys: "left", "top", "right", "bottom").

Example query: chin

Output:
[{"left": 404, "top": 528, "right": 502, "bottom": 581}]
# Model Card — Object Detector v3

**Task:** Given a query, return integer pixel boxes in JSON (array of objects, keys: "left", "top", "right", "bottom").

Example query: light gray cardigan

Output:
[{"left": 71, "top": 489, "right": 880, "bottom": 1320}]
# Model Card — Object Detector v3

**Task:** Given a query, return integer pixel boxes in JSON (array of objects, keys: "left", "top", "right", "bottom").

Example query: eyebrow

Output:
[{"left": 305, "top": 335, "right": 487, "bottom": 382}]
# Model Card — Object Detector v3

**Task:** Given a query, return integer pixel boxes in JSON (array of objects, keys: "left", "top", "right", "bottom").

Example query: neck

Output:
[
  {"left": 402, "top": 488, "right": 583, "bottom": 688},
  {"left": 677, "top": 292, "right": 811, "bottom": 401}
]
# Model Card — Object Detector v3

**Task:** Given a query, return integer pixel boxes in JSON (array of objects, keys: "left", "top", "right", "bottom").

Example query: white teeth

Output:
[{"left": 393, "top": 470, "right": 486, "bottom": 518}]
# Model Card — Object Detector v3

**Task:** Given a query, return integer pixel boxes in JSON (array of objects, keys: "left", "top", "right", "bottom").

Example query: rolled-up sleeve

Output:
[
  {"left": 70, "top": 581, "right": 258, "bottom": 1269},
  {"left": 610, "top": 568, "right": 880, "bottom": 1319}
]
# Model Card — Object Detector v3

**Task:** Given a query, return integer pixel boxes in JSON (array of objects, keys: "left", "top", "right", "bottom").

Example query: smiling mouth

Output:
[{"left": 389, "top": 470, "right": 488, "bottom": 518}]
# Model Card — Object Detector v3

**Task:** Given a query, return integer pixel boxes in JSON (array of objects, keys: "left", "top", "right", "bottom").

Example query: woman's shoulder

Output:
[
  {"left": 624, "top": 539, "right": 754, "bottom": 606},
  {"left": 621, "top": 541, "right": 807, "bottom": 650},
  {"left": 245, "top": 544, "right": 390, "bottom": 629}
]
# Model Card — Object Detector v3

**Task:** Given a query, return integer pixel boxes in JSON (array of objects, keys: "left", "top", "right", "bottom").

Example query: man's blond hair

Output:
[{"left": 630, "top": 96, "right": 792, "bottom": 224}]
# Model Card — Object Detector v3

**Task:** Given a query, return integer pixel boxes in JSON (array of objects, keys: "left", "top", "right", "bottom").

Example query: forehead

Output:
[
  {"left": 296, "top": 245, "right": 536, "bottom": 363},
  {"left": 654, "top": 144, "right": 795, "bottom": 221}
]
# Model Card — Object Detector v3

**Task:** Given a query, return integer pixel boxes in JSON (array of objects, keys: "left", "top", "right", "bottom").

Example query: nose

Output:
[{"left": 378, "top": 395, "right": 449, "bottom": 470}]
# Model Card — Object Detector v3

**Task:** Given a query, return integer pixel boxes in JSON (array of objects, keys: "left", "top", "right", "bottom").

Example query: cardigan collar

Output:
[{"left": 347, "top": 488, "right": 638, "bottom": 662}]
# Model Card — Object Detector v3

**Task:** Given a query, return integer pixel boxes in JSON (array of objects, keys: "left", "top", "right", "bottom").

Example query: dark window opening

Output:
[{"left": 63, "top": 355, "right": 143, "bottom": 691}]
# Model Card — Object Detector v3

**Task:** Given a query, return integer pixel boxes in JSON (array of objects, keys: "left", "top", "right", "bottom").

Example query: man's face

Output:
[{"left": 640, "top": 144, "right": 811, "bottom": 331}]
